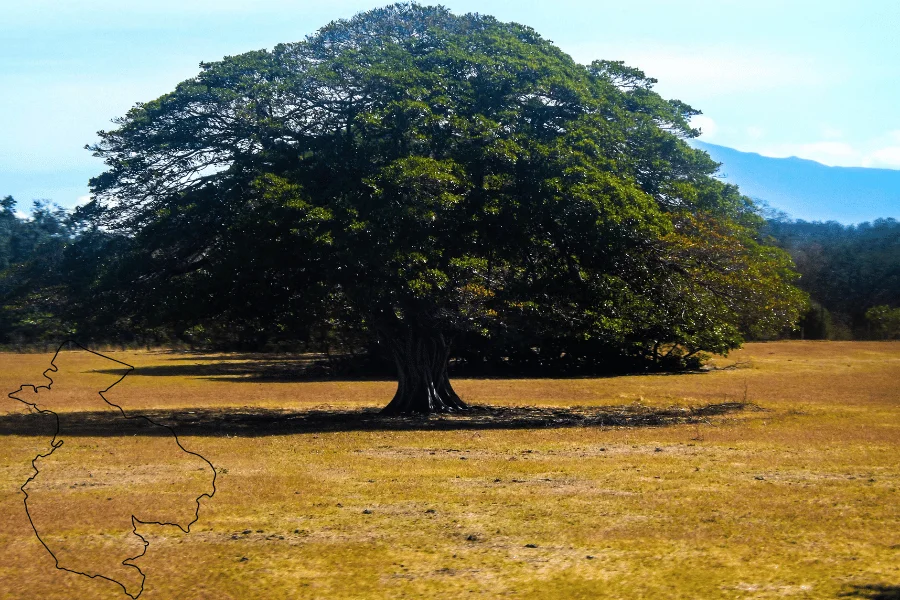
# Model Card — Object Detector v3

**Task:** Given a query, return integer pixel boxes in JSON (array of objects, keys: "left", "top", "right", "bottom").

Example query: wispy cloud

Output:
[
  {"left": 745, "top": 126, "right": 765, "bottom": 140},
  {"left": 565, "top": 43, "right": 831, "bottom": 96},
  {"left": 754, "top": 136, "right": 900, "bottom": 169},
  {"left": 690, "top": 115, "right": 717, "bottom": 139},
  {"left": 865, "top": 146, "right": 900, "bottom": 168},
  {"left": 821, "top": 126, "right": 844, "bottom": 140}
]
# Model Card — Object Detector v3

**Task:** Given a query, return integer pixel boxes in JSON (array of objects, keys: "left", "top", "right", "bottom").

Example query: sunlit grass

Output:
[{"left": 1, "top": 341, "right": 897, "bottom": 599}]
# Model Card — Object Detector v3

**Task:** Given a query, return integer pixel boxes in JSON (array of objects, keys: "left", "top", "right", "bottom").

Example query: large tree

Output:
[{"left": 80, "top": 3, "right": 805, "bottom": 413}]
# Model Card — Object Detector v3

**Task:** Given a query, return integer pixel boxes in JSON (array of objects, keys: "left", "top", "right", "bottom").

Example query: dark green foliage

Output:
[
  {"left": 796, "top": 301, "right": 834, "bottom": 340},
  {"left": 865, "top": 305, "right": 900, "bottom": 340},
  {"left": 765, "top": 218, "right": 900, "bottom": 338},
  {"left": 0, "top": 198, "right": 76, "bottom": 346},
  {"left": 0, "top": 197, "right": 70, "bottom": 269}
]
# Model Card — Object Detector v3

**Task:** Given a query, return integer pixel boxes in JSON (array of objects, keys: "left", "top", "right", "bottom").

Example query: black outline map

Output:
[{"left": 8, "top": 340, "right": 217, "bottom": 599}]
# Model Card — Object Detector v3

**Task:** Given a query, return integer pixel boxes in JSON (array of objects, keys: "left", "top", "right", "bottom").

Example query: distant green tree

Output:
[
  {"left": 865, "top": 305, "right": 900, "bottom": 340},
  {"left": 0, "top": 196, "right": 16, "bottom": 271},
  {"left": 1, "top": 197, "right": 69, "bottom": 268},
  {"left": 765, "top": 217, "right": 900, "bottom": 337},
  {"left": 80, "top": 3, "right": 805, "bottom": 413},
  {"left": 0, "top": 198, "right": 76, "bottom": 346}
]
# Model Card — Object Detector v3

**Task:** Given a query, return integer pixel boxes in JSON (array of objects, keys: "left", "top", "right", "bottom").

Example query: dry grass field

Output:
[{"left": 0, "top": 341, "right": 897, "bottom": 599}]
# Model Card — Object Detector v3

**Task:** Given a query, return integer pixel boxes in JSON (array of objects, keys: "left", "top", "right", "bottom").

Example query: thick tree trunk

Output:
[{"left": 380, "top": 329, "right": 468, "bottom": 415}]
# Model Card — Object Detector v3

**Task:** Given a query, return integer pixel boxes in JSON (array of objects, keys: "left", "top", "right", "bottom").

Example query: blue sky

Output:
[{"left": 2, "top": 0, "right": 899, "bottom": 213}]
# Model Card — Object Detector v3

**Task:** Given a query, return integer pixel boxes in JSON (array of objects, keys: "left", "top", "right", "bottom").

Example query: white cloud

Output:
[
  {"left": 690, "top": 115, "right": 717, "bottom": 139},
  {"left": 746, "top": 126, "right": 765, "bottom": 140},
  {"left": 864, "top": 146, "right": 900, "bottom": 168},
  {"left": 748, "top": 138, "right": 900, "bottom": 170},
  {"left": 75, "top": 195, "right": 92, "bottom": 206},
  {"left": 798, "top": 142, "right": 857, "bottom": 159},
  {"left": 565, "top": 43, "right": 828, "bottom": 96},
  {"left": 757, "top": 142, "right": 860, "bottom": 167},
  {"left": 821, "top": 126, "right": 843, "bottom": 140}
]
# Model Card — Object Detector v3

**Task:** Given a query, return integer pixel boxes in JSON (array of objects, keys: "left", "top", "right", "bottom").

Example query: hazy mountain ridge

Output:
[{"left": 693, "top": 141, "right": 900, "bottom": 224}]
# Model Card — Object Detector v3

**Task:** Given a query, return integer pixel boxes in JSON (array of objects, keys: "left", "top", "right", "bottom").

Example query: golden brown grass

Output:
[{"left": 0, "top": 341, "right": 898, "bottom": 599}]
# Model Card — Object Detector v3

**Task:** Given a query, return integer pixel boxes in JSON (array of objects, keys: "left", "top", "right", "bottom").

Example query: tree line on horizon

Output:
[{"left": 764, "top": 217, "right": 900, "bottom": 340}]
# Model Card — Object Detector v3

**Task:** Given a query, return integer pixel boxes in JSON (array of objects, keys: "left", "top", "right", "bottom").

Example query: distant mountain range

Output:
[{"left": 692, "top": 141, "right": 900, "bottom": 224}]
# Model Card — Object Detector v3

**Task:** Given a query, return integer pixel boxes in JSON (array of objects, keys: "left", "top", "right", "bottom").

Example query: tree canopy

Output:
[{"left": 74, "top": 3, "right": 806, "bottom": 413}]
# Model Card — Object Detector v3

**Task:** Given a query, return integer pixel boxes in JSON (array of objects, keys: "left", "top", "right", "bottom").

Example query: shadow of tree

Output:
[
  {"left": 96, "top": 359, "right": 392, "bottom": 383},
  {"left": 95, "top": 357, "right": 710, "bottom": 383},
  {"left": 0, "top": 402, "right": 752, "bottom": 438},
  {"left": 841, "top": 585, "right": 900, "bottom": 600}
]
